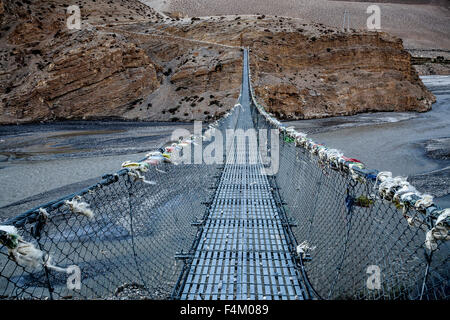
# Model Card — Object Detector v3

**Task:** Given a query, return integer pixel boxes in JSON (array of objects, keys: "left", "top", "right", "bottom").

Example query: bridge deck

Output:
[
  {"left": 180, "top": 161, "right": 305, "bottom": 300},
  {"left": 180, "top": 50, "right": 305, "bottom": 299}
]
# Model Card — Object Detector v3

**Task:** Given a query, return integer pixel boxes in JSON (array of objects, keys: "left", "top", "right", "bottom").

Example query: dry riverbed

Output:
[{"left": 0, "top": 121, "right": 195, "bottom": 220}]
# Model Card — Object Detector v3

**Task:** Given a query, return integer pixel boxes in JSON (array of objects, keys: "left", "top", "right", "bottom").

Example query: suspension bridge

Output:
[{"left": 0, "top": 49, "right": 448, "bottom": 300}]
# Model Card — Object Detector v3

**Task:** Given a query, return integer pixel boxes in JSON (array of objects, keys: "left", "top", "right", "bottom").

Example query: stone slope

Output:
[
  {"left": 116, "top": 15, "right": 434, "bottom": 120},
  {"left": 0, "top": 1, "right": 436, "bottom": 124}
]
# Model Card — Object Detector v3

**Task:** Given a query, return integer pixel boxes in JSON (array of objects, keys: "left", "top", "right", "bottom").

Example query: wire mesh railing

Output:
[
  {"left": 246, "top": 48, "right": 449, "bottom": 300},
  {"left": 0, "top": 102, "right": 243, "bottom": 300},
  {"left": 0, "top": 159, "right": 217, "bottom": 299}
]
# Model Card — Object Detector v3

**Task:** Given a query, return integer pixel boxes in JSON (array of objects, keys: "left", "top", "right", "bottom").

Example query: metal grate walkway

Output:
[
  {"left": 179, "top": 162, "right": 305, "bottom": 300},
  {"left": 178, "top": 50, "right": 305, "bottom": 300}
]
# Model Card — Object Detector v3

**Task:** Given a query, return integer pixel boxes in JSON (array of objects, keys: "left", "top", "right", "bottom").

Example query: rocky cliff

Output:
[
  {"left": 0, "top": 0, "right": 435, "bottom": 124},
  {"left": 245, "top": 24, "right": 436, "bottom": 119}
]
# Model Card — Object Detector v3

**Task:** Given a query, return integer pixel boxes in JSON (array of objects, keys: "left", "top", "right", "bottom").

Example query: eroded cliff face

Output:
[
  {"left": 0, "top": 1, "right": 435, "bottom": 124},
  {"left": 0, "top": 0, "right": 162, "bottom": 124},
  {"left": 247, "top": 28, "right": 436, "bottom": 119}
]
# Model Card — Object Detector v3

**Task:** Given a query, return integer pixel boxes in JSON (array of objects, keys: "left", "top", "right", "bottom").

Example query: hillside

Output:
[{"left": 0, "top": 0, "right": 436, "bottom": 123}]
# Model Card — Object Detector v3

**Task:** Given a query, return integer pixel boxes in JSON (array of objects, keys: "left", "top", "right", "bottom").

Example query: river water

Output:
[{"left": 0, "top": 75, "right": 449, "bottom": 220}]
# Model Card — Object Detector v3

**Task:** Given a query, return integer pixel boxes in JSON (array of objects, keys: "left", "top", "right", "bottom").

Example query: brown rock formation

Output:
[
  {"left": 0, "top": 1, "right": 436, "bottom": 124},
  {"left": 3, "top": 32, "right": 159, "bottom": 123},
  {"left": 0, "top": 0, "right": 162, "bottom": 124},
  {"left": 246, "top": 29, "right": 436, "bottom": 119}
]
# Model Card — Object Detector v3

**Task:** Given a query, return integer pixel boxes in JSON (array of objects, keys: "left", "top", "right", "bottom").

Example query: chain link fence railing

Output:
[
  {"left": 247, "top": 49, "right": 449, "bottom": 300},
  {"left": 0, "top": 103, "right": 243, "bottom": 300}
]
